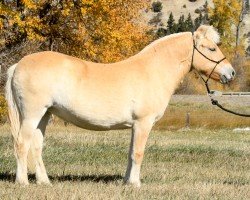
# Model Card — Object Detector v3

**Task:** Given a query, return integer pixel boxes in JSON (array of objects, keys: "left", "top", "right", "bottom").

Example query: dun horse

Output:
[{"left": 6, "top": 25, "right": 235, "bottom": 187}]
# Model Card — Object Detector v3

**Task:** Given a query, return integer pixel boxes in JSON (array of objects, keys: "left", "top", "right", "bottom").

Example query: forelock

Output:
[
  {"left": 205, "top": 26, "right": 220, "bottom": 44},
  {"left": 196, "top": 25, "right": 220, "bottom": 44}
]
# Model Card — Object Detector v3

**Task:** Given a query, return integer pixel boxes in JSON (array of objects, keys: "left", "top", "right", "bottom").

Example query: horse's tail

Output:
[
  {"left": 5, "top": 63, "right": 21, "bottom": 142},
  {"left": 5, "top": 64, "right": 36, "bottom": 171}
]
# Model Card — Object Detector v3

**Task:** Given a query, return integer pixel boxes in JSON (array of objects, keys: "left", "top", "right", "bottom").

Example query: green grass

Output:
[{"left": 0, "top": 125, "right": 249, "bottom": 199}]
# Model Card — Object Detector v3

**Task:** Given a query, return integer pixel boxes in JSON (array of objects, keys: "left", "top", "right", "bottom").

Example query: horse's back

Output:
[{"left": 12, "top": 52, "right": 137, "bottom": 124}]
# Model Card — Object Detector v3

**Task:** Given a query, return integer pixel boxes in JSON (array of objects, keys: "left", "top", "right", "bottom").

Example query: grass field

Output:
[
  {"left": 156, "top": 95, "right": 250, "bottom": 130},
  {"left": 0, "top": 124, "right": 249, "bottom": 199}
]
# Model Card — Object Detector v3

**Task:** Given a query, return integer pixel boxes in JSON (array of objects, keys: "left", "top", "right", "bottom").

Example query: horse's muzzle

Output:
[{"left": 220, "top": 69, "right": 235, "bottom": 84}]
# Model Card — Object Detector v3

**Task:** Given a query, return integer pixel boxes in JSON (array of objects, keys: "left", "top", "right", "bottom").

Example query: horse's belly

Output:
[{"left": 49, "top": 105, "right": 133, "bottom": 131}]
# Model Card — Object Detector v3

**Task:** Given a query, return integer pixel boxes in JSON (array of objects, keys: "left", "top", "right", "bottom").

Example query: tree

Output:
[
  {"left": 209, "top": 0, "right": 248, "bottom": 92},
  {"left": 209, "top": 0, "right": 243, "bottom": 57},
  {"left": 156, "top": 27, "right": 167, "bottom": 38},
  {"left": 0, "top": 0, "right": 152, "bottom": 63},
  {"left": 149, "top": 13, "right": 162, "bottom": 27},
  {"left": 202, "top": 1, "right": 209, "bottom": 24},
  {"left": 185, "top": 13, "right": 194, "bottom": 32},
  {"left": 176, "top": 15, "right": 185, "bottom": 33},
  {"left": 152, "top": 1, "right": 162, "bottom": 13},
  {"left": 167, "top": 12, "right": 176, "bottom": 34},
  {"left": 235, "top": 0, "right": 249, "bottom": 50},
  {"left": 194, "top": 13, "right": 203, "bottom": 29}
]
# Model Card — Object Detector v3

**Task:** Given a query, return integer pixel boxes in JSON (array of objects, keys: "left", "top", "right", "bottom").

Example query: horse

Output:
[{"left": 5, "top": 25, "right": 235, "bottom": 187}]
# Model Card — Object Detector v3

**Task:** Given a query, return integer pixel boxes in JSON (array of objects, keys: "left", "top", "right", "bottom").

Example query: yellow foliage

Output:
[
  {"left": 0, "top": 94, "right": 7, "bottom": 123},
  {"left": 0, "top": 0, "right": 152, "bottom": 63},
  {"left": 21, "top": 0, "right": 37, "bottom": 9},
  {"left": 209, "top": 0, "right": 243, "bottom": 59},
  {"left": 75, "top": 0, "right": 152, "bottom": 62}
]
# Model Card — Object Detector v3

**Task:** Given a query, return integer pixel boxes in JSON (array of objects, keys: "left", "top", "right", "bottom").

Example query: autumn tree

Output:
[
  {"left": 0, "top": 0, "right": 152, "bottom": 63},
  {"left": 209, "top": 0, "right": 249, "bottom": 91},
  {"left": 209, "top": 0, "right": 244, "bottom": 57}
]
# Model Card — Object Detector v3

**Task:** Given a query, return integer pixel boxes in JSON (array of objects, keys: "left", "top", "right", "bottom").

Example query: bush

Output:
[
  {"left": 152, "top": 1, "right": 162, "bottom": 13},
  {"left": 149, "top": 13, "right": 162, "bottom": 26},
  {"left": 0, "top": 94, "right": 7, "bottom": 123},
  {"left": 194, "top": 8, "right": 201, "bottom": 14},
  {"left": 156, "top": 28, "right": 167, "bottom": 38}
]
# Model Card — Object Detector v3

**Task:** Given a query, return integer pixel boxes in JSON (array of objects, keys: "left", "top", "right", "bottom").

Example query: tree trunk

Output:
[{"left": 235, "top": 0, "right": 248, "bottom": 54}]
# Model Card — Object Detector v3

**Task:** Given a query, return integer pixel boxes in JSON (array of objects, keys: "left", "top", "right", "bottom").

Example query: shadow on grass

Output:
[
  {"left": 0, "top": 172, "right": 123, "bottom": 183},
  {"left": 49, "top": 174, "right": 123, "bottom": 183}
]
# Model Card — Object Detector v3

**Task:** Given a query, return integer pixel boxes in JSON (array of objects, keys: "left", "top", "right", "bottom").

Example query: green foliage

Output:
[
  {"left": 203, "top": 1, "right": 209, "bottom": 24},
  {"left": 160, "top": 12, "right": 195, "bottom": 37},
  {"left": 152, "top": 1, "right": 163, "bottom": 13},
  {"left": 176, "top": 15, "right": 185, "bottom": 33},
  {"left": 156, "top": 27, "right": 167, "bottom": 37},
  {"left": 194, "top": 13, "right": 203, "bottom": 29},
  {"left": 167, "top": 12, "right": 176, "bottom": 34},
  {"left": 185, "top": 13, "right": 194, "bottom": 32}
]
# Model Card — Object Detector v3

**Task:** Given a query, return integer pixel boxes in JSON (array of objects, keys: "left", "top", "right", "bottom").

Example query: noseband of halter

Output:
[{"left": 191, "top": 32, "right": 226, "bottom": 93}]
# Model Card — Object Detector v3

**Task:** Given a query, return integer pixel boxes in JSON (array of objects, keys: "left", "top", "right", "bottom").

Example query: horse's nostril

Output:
[{"left": 232, "top": 70, "right": 236, "bottom": 77}]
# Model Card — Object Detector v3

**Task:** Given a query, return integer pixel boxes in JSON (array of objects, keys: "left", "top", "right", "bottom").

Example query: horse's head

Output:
[{"left": 192, "top": 25, "right": 235, "bottom": 84}]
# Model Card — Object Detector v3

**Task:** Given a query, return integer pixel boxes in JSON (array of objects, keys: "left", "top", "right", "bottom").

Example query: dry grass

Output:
[
  {"left": 0, "top": 124, "right": 249, "bottom": 199},
  {"left": 156, "top": 95, "right": 250, "bottom": 130}
]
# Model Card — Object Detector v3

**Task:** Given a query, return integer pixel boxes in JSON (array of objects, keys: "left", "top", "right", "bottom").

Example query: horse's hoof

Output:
[
  {"left": 37, "top": 180, "right": 52, "bottom": 186},
  {"left": 124, "top": 179, "right": 141, "bottom": 188},
  {"left": 15, "top": 179, "right": 29, "bottom": 186}
]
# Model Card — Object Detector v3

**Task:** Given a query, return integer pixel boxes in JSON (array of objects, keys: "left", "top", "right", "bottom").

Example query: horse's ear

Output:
[
  {"left": 193, "top": 30, "right": 202, "bottom": 45},
  {"left": 193, "top": 25, "right": 207, "bottom": 44}
]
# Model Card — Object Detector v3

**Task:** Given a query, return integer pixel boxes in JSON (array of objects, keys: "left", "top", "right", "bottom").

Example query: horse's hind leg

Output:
[
  {"left": 29, "top": 111, "right": 51, "bottom": 184},
  {"left": 15, "top": 120, "right": 40, "bottom": 184},
  {"left": 15, "top": 109, "right": 48, "bottom": 185}
]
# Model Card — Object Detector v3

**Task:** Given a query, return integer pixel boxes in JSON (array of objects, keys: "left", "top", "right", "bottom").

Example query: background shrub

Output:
[
  {"left": 152, "top": 1, "right": 163, "bottom": 13},
  {"left": 0, "top": 94, "right": 7, "bottom": 123}
]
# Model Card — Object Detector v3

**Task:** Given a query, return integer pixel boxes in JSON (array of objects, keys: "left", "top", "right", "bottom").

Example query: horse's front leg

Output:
[{"left": 124, "top": 117, "right": 154, "bottom": 187}]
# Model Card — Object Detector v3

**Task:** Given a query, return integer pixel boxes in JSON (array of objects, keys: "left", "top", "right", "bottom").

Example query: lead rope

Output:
[{"left": 191, "top": 33, "right": 250, "bottom": 117}]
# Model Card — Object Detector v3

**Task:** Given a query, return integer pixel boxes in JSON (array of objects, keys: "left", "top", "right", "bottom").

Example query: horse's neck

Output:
[{"left": 143, "top": 32, "right": 193, "bottom": 95}]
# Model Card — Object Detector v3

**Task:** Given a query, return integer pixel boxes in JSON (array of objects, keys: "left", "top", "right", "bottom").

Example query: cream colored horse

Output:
[{"left": 5, "top": 25, "right": 235, "bottom": 187}]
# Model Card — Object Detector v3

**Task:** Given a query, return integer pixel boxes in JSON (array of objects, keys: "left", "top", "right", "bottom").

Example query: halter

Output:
[
  {"left": 191, "top": 33, "right": 226, "bottom": 93},
  {"left": 191, "top": 33, "right": 250, "bottom": 117}
]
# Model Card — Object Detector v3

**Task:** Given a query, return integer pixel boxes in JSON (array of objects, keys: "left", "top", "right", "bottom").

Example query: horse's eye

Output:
[{"left": 209, "top": 48, "right": 216, "bottom": 52}]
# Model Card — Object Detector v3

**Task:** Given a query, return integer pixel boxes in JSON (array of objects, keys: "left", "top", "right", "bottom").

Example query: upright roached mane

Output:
[{"left": 5, "top": 25, "right": 235, "bottom": 187}]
